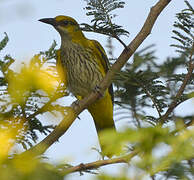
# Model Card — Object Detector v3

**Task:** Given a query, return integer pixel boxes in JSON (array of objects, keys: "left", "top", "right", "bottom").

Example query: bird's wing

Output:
[
  {"left": 56, "top": 49, "right": 67, "bottom": 86},
  {"left": 91, "top": 40, "right": 114, "bottom": 104}
]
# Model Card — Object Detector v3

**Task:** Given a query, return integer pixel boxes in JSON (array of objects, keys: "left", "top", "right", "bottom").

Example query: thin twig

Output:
[
  {"left": 62, "top": 150, "right": 138, "bottom": 175},
  {"left": 131, "top": 99, "right": 141, "bottom": 128},
  {"left": 97, "top": 0, "right": 128, "bottom": 49},
  {"left": 136, "top": 79, "right": 162, "bottom": 118},
  {"left": 161, "top": 48, "right": 194, "bottom": 123}
]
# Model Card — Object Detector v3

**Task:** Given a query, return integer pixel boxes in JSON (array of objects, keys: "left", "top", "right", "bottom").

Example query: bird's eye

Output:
[{"left": 62, "top": 20, "right": 69, "bottom": 26}]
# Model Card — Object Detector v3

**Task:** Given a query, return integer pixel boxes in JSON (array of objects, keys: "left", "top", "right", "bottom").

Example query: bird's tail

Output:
[{"left": 87, "top": 91, "right": 116, "bottom": 157}]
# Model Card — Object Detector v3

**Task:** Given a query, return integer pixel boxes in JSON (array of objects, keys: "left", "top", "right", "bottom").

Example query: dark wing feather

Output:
[{"left": 92, "top": 40, "right": 114, "bottom": 104}]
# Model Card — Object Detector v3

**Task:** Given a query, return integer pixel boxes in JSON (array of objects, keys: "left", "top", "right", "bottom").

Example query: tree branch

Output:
[
  {"left": 62, "top": 150, "right": 138, "bottom": 175},
  {"left": 136, "top": 79, "right": 162, "bottom": 119},
  {"left": 161, "top": 48, "right": 194, "bottom": 123},
  {"left": 22, "top": 0, "right": 172, "bottom": 156}
]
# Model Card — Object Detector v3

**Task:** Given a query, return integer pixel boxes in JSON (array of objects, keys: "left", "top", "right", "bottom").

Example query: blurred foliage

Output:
[
  {"left": 0, "top": 38, "right": 68, "bottom": 179},
  {"left": 113, "top": 0, "right": 194, "bottom": 125},
  {"left": 0, "top": 39, "right": 67, "bottom": 150},
  {"left": 0, "top": 0, "right": 193, "bottom": 180},
  {"left": 171, "top": 0, "right": 194, "bottom": 55},
  {"left": 99, "top": 123, "right": 194, "bottom": 180},
  {"left": 0, "top": 154, "right": 64, "bottom": 180}
]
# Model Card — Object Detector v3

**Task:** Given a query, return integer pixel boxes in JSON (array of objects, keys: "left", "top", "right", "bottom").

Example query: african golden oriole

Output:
[{"left": 39, "top": 16, "right": 115, "bottom": 156}]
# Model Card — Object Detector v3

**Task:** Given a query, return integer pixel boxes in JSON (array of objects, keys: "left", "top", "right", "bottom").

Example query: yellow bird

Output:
[{"left": 39, "top": 16, "right": 115, "bottom": 156}]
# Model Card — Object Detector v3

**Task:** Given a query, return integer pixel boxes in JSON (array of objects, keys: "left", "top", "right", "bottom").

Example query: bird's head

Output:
[{"left": 39, "top": 16, "right": 83, "bottom": 40}]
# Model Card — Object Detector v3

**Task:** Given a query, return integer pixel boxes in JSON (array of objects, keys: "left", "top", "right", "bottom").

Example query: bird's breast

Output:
[{"left": 60, "top": 43, "right": 103, "bottom": 97}]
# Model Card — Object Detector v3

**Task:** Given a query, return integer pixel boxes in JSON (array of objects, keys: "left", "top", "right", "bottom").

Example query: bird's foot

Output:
[{"left": 71, "top": 100, "right": 81, "bottom": 119}]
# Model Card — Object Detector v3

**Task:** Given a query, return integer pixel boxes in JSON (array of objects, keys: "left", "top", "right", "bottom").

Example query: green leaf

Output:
[{"left": 0, "top": 32, "right": 9, "bottom": 52}]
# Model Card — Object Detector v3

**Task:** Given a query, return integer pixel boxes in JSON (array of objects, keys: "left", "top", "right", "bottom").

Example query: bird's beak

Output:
[{"left": 38, "top": 18, "right": 57, "bottom": 26}]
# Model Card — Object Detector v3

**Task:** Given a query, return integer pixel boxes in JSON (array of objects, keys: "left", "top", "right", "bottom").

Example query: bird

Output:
[{"left": 39, "top": 15, "right": 116, "bottom": 156}]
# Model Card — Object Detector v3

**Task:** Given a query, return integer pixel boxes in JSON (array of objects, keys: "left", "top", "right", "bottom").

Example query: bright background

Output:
[{"left": 0, "top": 0, "right": 193, "bottom": 179}]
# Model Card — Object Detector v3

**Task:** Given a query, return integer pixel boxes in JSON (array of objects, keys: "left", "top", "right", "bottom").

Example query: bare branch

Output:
[{"left": 62, "top": 150, "right": 138, "bottom": 175}]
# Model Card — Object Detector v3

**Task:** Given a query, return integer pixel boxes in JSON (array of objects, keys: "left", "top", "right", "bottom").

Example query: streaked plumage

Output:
[{"left": 60, "top": 41, "right": 104, "bottom": 97}]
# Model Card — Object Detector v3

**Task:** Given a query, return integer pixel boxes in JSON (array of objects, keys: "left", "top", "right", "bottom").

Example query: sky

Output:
[{"left": 0, "top": 0, "right": 193, "bottom": 180}]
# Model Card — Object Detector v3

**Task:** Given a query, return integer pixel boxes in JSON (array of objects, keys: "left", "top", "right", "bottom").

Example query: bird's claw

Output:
[{"left": 71, "top": 100, "right": 81, "bottom": 119}]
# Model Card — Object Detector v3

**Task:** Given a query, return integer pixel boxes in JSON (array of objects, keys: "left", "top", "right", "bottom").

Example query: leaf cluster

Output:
[
  {"left": 81, "top": 0, "right": 129, "bottom": 46},
  {"left": 0, "top": 38, "right": 66, "bottom": 149},
  {"left": 171, "top": 0, "right": 194, "bottom": 54},
  {"left": 99, "top": 124, "right": 194, "bottom": 180},
  {"left": 114, "top": 1, "right": 194, "bottom": 127},
  {"left": 0, "top": 154, "right": 64, "bottom": 180}
]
